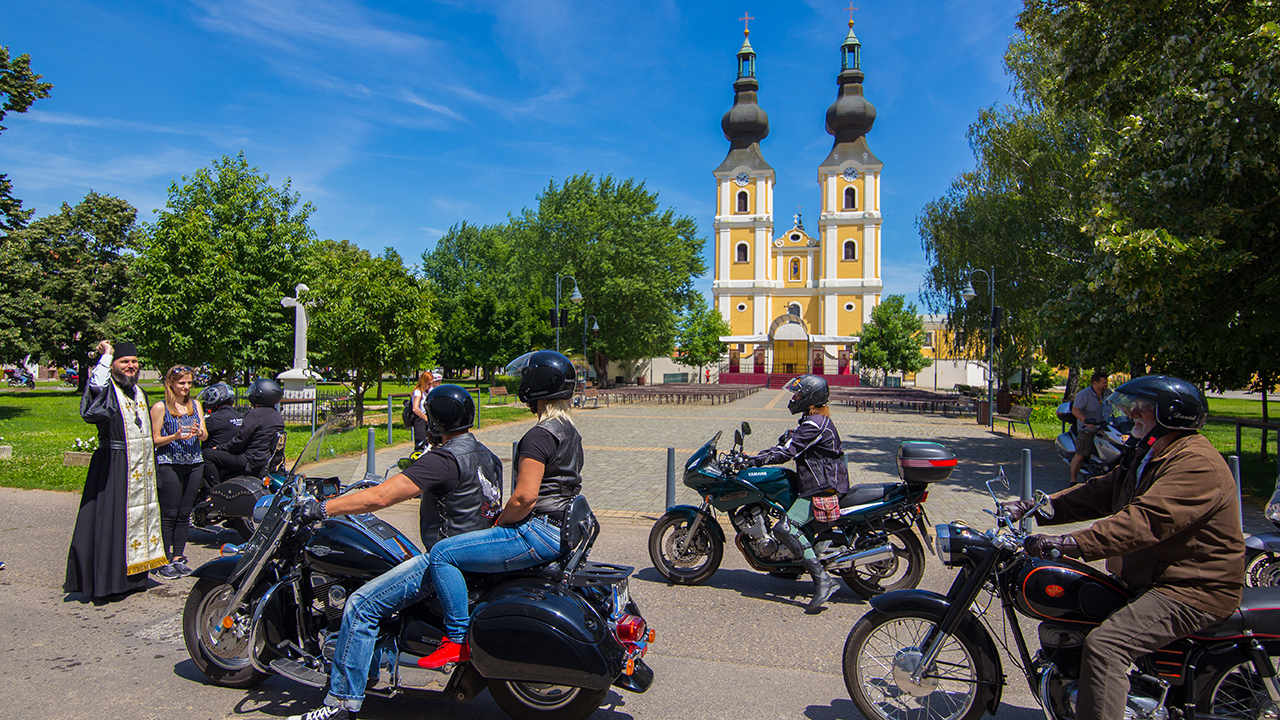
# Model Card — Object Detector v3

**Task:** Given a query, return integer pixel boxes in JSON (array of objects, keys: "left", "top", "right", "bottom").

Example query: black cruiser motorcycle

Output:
[
  {"left": 182, "top": 419, "right": 654, "bottom": 720},
  {"left": 842, "top": 470, "right": 1280, "bottom": 720}
]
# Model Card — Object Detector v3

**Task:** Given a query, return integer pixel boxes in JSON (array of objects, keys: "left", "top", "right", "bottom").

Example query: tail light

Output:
[
  {"left": 614, "top": 614, "right": 646, "bottom": 644},
  {"left": 921, "top": 491, "right": 929, "bottom": 503}
]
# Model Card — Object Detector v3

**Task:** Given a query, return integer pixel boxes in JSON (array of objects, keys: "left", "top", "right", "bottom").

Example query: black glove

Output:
[
  {"left": 297, "top": 496, "right": 328, "bottom": 523},
  {"left": 1000, "top": 500, "right": 1036, "bottom": 522},
  {"left": 1024, "top": 534, "right": 1080, "bottom": 559}
]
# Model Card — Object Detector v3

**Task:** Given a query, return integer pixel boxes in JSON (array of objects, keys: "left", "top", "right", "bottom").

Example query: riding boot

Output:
[{"left": 801, "top": 557, "right": 838, "bottom": 614}]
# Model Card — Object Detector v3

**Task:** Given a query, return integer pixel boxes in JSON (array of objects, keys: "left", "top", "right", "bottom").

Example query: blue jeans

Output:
[
  {"left": 428, "top": 517, "right": 564, "bottom": 642},
  {"left": 325, "top": 553, "right": 432, "bottom": 712}
]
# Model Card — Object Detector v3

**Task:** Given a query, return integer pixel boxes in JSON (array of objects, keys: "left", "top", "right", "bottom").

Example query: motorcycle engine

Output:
[
  {"left": 1039, "top": 623, "right": 1086, "bottom": 677},
  {"left": 731, "top": 506, "right": 785, "bottom": 559},
  {"left": 310, "top": 573, "right": 347, "bottom": 632}
]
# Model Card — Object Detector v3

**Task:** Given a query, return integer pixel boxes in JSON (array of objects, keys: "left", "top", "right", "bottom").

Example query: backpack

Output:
[{"left": 402, "top": 397, "right": 416, "bottom": 427}]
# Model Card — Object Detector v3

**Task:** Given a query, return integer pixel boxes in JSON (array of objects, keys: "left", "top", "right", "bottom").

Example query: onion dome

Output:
[
  {"left": 825, "top": 22, "right": 876, "bottom": 142},
  {"left": 717, "top": 30, "right": 773, "bottom": 174}
]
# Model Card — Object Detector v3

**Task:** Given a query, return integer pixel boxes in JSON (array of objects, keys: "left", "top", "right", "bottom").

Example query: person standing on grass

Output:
[
  {"left": 65, "top": 340, "right": 167, "bottom": 601},
  {"left": 410, "top": 371, "right": 432, "bottom": 450},
  {"left": 149, "top": 365, "right": 208, "bottom": 580}
]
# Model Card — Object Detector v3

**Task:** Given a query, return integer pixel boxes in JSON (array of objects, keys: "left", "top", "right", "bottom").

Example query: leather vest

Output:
[
  {"left": 532, "top": 417, "right": 583, "bottom": 518},
  {"left": 418, "top": 433, "right": 503, "bottom": 551}
]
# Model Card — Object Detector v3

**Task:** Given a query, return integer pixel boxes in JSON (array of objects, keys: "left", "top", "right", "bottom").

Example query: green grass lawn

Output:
[{"left": 0, "top": 384, "right": 532, "bottom": 492}]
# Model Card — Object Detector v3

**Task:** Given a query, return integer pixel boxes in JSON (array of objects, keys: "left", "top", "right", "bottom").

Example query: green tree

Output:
[
  {"left": 13, "top": 193, "right": 140, "bottom": 387},
  {"left": 510, "top": 174, "right": 705, "bottom": 382},
  {"left": 1019, "top": 0, "right": 1280, "bottom": 391},
  {"left": 306, "top": 242, "right": 436, "bottom": 424},
  {"left": 125, "top": 153, "right": 316, "bottom": 380},
  {"left": 0, "top": 45, "right": 52, "bottom": 232},
  {"left": 857, "top": 295, "right": 932, "bottom": 384},
  {"left": 674, "top": 298, "right": 731, "bottom": 382}
]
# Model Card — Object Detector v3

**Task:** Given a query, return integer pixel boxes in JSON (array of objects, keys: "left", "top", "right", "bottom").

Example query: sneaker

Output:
[
  {"left": 286, "top": 705, "right": 354, "bottom": 720},
  {"left": 172, "top": 558, "right": 193, "bottom": 576},
  {"left": 419, "top": 639, "right": 469, "bottom": 669},
  {"left": 154, "top": 562, "right": 181, "bottom": 580}
]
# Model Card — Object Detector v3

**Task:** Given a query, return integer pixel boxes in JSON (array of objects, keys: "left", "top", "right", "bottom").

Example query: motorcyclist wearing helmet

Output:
[
  {"left": 203, "top": 378, "right": 286, "bottom": 482},
  {"left": 288, "top": 384, "right": 503, "bottom": 720},
  {"left": 741, "top": 374, "right": 851, "bottom": 613},
  {"left": 198, "top": 382, "right": 243, "bottom": 452},
  {"left": 1003, "top": 375, "right": 1244, "bottom": 720},
  {"left": 421, "top": 350, "right": 584, "bottom": 669}
]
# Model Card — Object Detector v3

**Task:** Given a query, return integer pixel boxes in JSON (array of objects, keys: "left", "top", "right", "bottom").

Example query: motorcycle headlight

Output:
[{"left": 1267, "top": 501, "right": 1280, "bottom": 524}]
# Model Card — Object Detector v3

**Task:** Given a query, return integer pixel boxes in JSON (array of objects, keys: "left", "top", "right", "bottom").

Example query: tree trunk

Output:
[
  {"left": 1128, "top": 357, "right": 1146, "bottom": 381},
  {"left": 77, "top": 358, "right": 88, "bottom": 394},
  {"left": 1062, "top": 352, "right": 1080, "bottom": 404},
  {"left": 376, "top": 373, "right": 383, "bottom": 400},
  {"left": 354, "top": 369, "right": 365, "bottom": 426}
]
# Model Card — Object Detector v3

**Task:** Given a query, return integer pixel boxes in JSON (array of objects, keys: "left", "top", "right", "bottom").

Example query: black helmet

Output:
[
  {"left": 783, "top": 374, "right": 829, "bottom": 415},
  {"left": 247, "top": 378, "right": 284, "bottom": 407},
  {"left": 198, "top": 382, "right": 235, "bottom": 410},
  {"left": 1110, "top": 375, "right": 1206, "bottom": 433},
  {"left": 506, "top": 350, "right": 576, "bottom": 408},
  {"left": 425, "top": 384, "right": 475, "bottom": 434}
]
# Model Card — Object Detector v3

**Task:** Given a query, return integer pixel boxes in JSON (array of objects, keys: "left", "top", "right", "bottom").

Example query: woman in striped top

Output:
[{"left": 149, "top": 365, "right": 208, "bottom": 579}]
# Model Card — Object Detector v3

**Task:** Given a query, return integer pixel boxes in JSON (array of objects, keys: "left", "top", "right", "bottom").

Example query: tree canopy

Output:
[
  {"left": 857, "top": 295, "right": 932, "bottom": 382},
  {"left": 125, "top": 153, "right": 316, "bottom": 379},
  {"left": 674, "top": 297, "right": 731, "bottom": 377},
  {"left": 0, "top": 45, "right": 52, "bottom": 233}
]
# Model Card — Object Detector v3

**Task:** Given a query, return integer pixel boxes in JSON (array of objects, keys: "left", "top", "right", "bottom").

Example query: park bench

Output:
[
  {"left": 488, "top": 386, "right": 509, "bottom": 404},
  {"left": 581, "top": 386, "right": 602, "bottom": 408},
  {"left": 993, "top": 404, "right": 1034, "bottom": 437}
]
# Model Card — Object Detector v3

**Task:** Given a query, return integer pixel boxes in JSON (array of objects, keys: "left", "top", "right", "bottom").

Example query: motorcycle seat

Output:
[
  {"left": 839, "top": 483, "right": 899, "bottom": 508},
  {"left": 1188, "top": 586, "right": 1280, "bottom": 640}
]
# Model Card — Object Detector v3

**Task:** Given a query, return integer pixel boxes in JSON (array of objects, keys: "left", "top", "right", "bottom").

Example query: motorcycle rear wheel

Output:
[
  {"left": 182, "top": 577, "right": 269, "bottom": 688},
  {"left": 487, "top": 679, "right": 607, "bottom": 720},
  {"left": 843, "top": 611, "right": 985, "bottom": 720},
  {"left": 648, "top": 512, "right": 723, "bottom": 585},
  {"left": 838, "top": 522, "right": 925, "bottom": 599}
]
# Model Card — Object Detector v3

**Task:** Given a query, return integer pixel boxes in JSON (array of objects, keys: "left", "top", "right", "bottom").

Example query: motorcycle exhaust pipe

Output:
[{"left": 823, "top": 543, "right": 894, "bottom": 571}]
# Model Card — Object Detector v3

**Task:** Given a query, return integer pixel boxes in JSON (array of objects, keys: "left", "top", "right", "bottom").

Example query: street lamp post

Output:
[
  {"left": 582, "top": 315, "right": 599, "bottom": 393},
  {"left": 554, "top": 274, "right": 583, "bottom": 353},
  {"left": 961, "top": 268, "right": 995, "bottom": 430}
]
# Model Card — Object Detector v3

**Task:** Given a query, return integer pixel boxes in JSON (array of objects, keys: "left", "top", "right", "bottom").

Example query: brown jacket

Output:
[{"left": 1043, "top": 431, "right": 1244, "bottom": 618}]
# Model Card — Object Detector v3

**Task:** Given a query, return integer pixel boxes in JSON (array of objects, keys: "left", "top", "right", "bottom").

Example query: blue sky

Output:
[{"left": 4, "top": 0, "right": 1022, "bottom": 309}]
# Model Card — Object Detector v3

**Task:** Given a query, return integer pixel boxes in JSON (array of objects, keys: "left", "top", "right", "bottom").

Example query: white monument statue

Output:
[{"left": 277, "top": 283, "right": 316, "bottom": 417}]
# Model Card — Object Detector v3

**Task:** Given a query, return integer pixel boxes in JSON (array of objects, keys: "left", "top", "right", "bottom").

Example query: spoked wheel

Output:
[
  {"left": 182, "top": 578, "right": 268, "bottom": 688},
  {"left": 1198, "top": 652, "right": 1280, "bottom": 719},
  {"left": 838, "top": 521, "right": 926, "bottom": 599},
  {"left": 487, "top": 679, "right": 607, "bottom": 720},
  {"left": 843, "top": 611, "right": 985, "bottom": 720},
  {"left": 1246, "top": 552, "right": 1280, "bottom": 588},
  {"left": 648, "top": 512, "right": 723, "bottom": 585}
]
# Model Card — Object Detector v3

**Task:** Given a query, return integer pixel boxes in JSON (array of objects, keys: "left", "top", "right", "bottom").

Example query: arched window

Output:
[
  {"left": 844, "top": 186, "right": 857, "bottom": 209},
  {"left": 790, "top": 258, "right": 801, "bottom": 281},
  {"left": 788, "top": 303, "right": 801, "bottom": 316},
  {"left": 843, "top": 240, "right": 857, "bottom": 261},
  {"left": 735, "top": 242, "right": 748, "bottom": 263},
  {"left": 736, "top": 191, "right": 749, "bottom": 213}
]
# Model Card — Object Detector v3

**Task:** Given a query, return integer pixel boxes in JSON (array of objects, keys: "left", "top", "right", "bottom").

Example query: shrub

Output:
[{"left": 494, "top": 374, "right": 520, "bottom": 395}]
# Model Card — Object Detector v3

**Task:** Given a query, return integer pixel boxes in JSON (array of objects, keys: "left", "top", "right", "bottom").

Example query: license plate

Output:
[{"left": 613, "top": 578, "right": 631, "bottom": 614}]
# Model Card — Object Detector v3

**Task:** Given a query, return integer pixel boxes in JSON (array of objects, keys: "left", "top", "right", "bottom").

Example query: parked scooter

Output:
[
  {"left": 648, "top": 422, "right": 951, "bottom": 599},
  {"left": 1053, "top": 399, "right": 1132, "bottom": 483},
  {"left": 183, "top": 418, "right": 653, "bottom": 720}
]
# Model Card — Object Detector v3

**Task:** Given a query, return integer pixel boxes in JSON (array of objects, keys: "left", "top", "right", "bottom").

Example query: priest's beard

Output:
[{"left": 111, "top": 367, "right": 138, "bottom": 394}]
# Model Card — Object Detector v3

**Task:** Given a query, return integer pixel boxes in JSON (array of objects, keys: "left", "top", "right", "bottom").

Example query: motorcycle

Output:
[
  {"left": 188, "top": 432, "right": 289, "bottom": 542},
  {"left": 7, "top": 371, "right": 34, "bottom": 389},
  {"left": 182, "top": 418, "right": 654, "bottom": 720},
  {"left": 1053, "top": 399, "right": 1132, "bottom": 483},
  {"left": 843, "top": 470, "right": 1280, "bottom": 720},
  {"left": 648, "top": 422, "right": 952, "bottom": 599},
  {"left": 1245, "top": 476, "right": 1280, "bottom": 587},
  {"left": 60, "top": 370, "right": 79, "bottom": 388}
]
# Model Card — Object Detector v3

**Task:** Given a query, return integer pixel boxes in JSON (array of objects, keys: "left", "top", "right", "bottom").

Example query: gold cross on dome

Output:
[
  {"left": 846, "top": 3, "right": 860, "bottom": 26},
  {"left": 740, "top": 12, "right": 754, "bottom": 36}
]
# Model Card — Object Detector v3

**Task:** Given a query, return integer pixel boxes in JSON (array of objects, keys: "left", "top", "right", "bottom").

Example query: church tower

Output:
[
  {"left": 817, "top": 20, "right": 883, "bottom": 335},
  {"left": 711, "top": 27, "right": 774, "bottom": 337}
]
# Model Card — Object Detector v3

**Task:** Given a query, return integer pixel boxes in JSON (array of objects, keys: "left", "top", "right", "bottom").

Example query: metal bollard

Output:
[
  {"left": 1021, "top": 448, "right": 1033, "bottom": 502},
  {"left": 666, "top": 447, "right": 676, "bottom": 510},
  {"left": 310, "top": 396, "right": 317, "bottom": 437},
  {"left": 367, "top": 428, "right": 376, "bottom": 477},
  {"left": 1229, "top": 455, "right": 1242, "bottom": 525},
  {"left": 387, "top": 396, "right": 393, "bottom": 445}
]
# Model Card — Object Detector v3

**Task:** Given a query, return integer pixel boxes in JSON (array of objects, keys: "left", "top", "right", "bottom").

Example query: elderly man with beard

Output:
[
  {"left": 1002, "top": 375, "right": 1244, "bottom": 720},
  {"left": 64, "top": 340, "right": 167, "bottom": 601}
]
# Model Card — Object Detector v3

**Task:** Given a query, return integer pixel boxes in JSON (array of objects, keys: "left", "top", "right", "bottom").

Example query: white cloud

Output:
[{"left": 190, "top": 0, "right": 434, "bottom": 55}]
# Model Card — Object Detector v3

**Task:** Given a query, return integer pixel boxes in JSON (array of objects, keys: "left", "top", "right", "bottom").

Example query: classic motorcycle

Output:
[
  {"left": 1245, "top": 476, "right": 1280, "bottom": 587},
  {"left": 843, "top": 470, "right": 1280, "bottom": 720},
  {"left": 648, "top": 422, "right": 952, "bottom": 599},
  {"left": 182, "top": 418, "right": 654, "bottom": 720},
  {"left": 1054, "top": 399, "right": 1132, "bottom": 483}
]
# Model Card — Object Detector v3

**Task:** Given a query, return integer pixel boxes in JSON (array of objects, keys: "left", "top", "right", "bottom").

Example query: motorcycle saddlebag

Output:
[
  {"left": 469, "top": 579, "right": 627, "bottom": 691},
  {"left": 210, "top": 476, "right": 269, "bottom": 518},
  {"left": 896, "top": 441, "right": 956, "bottom": 484}
]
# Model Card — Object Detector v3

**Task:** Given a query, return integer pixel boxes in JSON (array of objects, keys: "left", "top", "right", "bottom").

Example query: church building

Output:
[{"left": 714, "top": 20, "right": 883, "bottom": 383}]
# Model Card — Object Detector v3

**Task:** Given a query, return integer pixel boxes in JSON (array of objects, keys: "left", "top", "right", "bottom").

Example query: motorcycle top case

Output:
[
  {"left": 895, "top": 441, "right": 956, "bottom": 484},
  {"left": 469, "top": 578, "right": 628, "bottom": 691}
]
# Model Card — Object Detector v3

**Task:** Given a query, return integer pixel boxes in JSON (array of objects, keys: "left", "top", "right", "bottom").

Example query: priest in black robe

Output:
[{"left": 64, "top": 340, "right": 166, "bottom": 600}]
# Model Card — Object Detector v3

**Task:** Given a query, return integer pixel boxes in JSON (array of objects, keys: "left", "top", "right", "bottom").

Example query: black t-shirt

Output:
[
  {"left": 517, "top": 426, "right": 560, "bottom": 465},
  {"left": 402, "top": 449, "right": 461, "bottom": 499}
]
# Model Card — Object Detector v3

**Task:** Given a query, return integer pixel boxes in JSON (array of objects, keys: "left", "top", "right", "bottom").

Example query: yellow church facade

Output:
[{"left": 713, "top": 22, "right": 883, "bottom": 380}]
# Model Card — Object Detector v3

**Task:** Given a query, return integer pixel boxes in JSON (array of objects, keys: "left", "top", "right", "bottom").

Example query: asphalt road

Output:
[{"left": 0, "top": 486, "right": 1051, "bottom": 720}]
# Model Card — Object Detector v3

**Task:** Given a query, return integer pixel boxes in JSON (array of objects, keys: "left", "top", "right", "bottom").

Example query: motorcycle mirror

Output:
[
  {"left": 741, "top": 422, "right": 752, "bottom": 436},
  {"left": 1033, "top": 489, "right": 1055, "bottom": 520},
  {"left": 985, "top": 467, "right": 1009, "bottom": 510},
  {"left": 734, "top": 429, "right": 744, "bottom": 447}
]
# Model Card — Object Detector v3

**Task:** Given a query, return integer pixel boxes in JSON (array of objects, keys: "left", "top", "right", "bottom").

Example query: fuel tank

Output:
[
  {"left": 1009, "top": 554, "right": 1132, "bottom": 625},
  {"left": 304, "top": 514, "right": 419, "bottom": 580},
  {"left": 733, "top": 466, "right": 797, "bottom": 510}
]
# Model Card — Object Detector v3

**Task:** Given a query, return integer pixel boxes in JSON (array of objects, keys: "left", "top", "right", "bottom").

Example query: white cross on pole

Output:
[{"left": 280, "top": 283, "right": 310, "bottom": 371}]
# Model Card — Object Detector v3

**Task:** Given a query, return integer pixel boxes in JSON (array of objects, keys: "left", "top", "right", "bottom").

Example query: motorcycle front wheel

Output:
[
  {"left": 487, "top": 679, "right": 607, "bottom": 720},
  {"left": 838, "top": 521, "right": 926, "bottom": 599},
  {"left": 182, "top": 577, "right": 269, "bottom": 688},
  {"left": 843, "top": 611, "right": 985, "bottom": 720},
  {"left": 648, "top": 512, "right": 723, "bottom": 585}
]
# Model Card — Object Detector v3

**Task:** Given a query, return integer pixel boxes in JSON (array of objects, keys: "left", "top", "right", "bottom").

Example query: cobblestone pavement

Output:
[{"left": 373, "top": 388, "right": 1271, "bottom": 533}]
